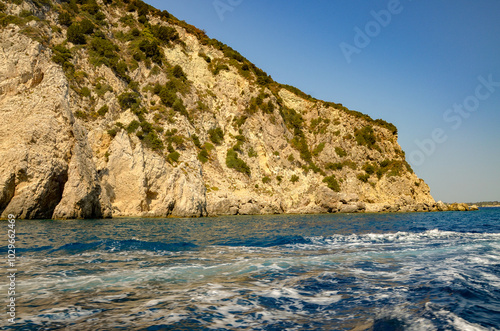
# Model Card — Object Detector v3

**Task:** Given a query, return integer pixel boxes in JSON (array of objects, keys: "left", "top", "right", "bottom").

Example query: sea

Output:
[{"left": 2, "top": 208, "right": 500, "bottom": 330}]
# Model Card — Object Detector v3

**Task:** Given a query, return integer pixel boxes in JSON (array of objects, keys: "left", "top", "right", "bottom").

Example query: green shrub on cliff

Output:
[
  {"left": 167, "top": 151, "right": 180, "bottom": 163},
  {"left": 247, "top": 146, "right": 257, "bottom": 158},
  {"left": 312, "top": 142, "right": 325, "bottom": 156},
  {"left": 335, "top": 147, "right": 347, "bottom": 157},
  {"left": 212, "top": 63, "right": 229, "bottom": 75},
  {"left": 126, "top": 120, "right": 140, "bottom": 133},
  {"left": 152, "top": 24, "right": 179, "bottom": 43},
  {"left": 357, "top": 173, "right": 370, "bottom": 183},
  {"left": 198, "top": 149, "right": 209, "bottom": 163},
  {"left": 309, "top": 118, "right": 330, "bottom": 135},
  {"left": 198, "top": 51, "right": 211, "bottom": 63},
  {"left": 119, "top": 14, "right": 135, "bottom": 27},
  {"left": 342, "top": 159, "right": 357, "bottom": 170},
  {"left": 309, "top": 162, "right": 325, "bottom": 175},
  {"left": 226, "top": 148, "right": 250, "bottom": 176},
  {"left": 97, "top": 105, "right": 109, "bottom": 116},
  {"left": 374, "top": 159, "right": 412, "bottom": 178},
  {"left": 208, "top": 127, "right": 224, "bottom": 145},
  {"left": 323, "top": 175, "right": 340, "bottom": 192},
  {"left": 118, "top": 92, "right": 140, "bottom": 110},
  {"left": 362, "top": 163, "right": 376, "bottom": 175},
  {"left": 58, "top": 11, "right": 72, "bottom": 26},
  {"left": 52, "top": 44, "right": 74, "bottom": 72},
  {"left": 158, "top": 88, "right": 176, "bottom": 107},
  {"left": 0, "top": 14, "right": 25, "bottom": 28},
  {"left": 67, "top": 19, "right": 94, "bottom": 44},
  {"left": 107, "top": 127, "right": 118, "bottom": 138},
  {"left": 280, "top": 107, "right": 303, "bottom": 133},
  {"left": 67, "top": 23, "right": 86, "bottom": 44},
  {"left": 355, "top": 125, "right": 378, "bottom": 149},
  {"left": 254, "top": 67, "right": 272, "bottom": 86},
  {"left": 131, "top": 119, "right": 164, "bottom": 152},
  {"left": 95, "top": 82, "right": 113, "bottom": 96},
  {"left": 204, "top": 142, "right": 214, "bottom": 151},
  {"left": 94, "top": 11, "right": 106, "bottom": 23},
  {"left": 172, "top": 99, "right": 189, "bottom": 119},
  {"left": 191, "top": 134, "right": 202, "bottom": 149},
  {"left": 374, "top": 119, "right": 398, "bottom": 135},
  {"left": 325, "top": 162, "right": 343, "bottom": 171},
  {"left": 88, "top": 35, "right": 131, "bottom": 82},
  {"left": 291, "top": 136, "right": 311, "bottom": 163},
  {"left": 171, "top": 65, "right": 187, "bottom": 80},
  {"left": 90, "top": 36, "right": 119, "bottom": 60},
  {"left": 80, "top": 86, "right": 91, "bottom": 97},
  {"left": 233, "top": 115, "right": 247, "bottom": 128},
  {"left": 74, "top": 110, "right": 87, "bottom": 119},
  {"left": 139, "top": 39, "right": 162, "bottom": 64},
  {"left": 143, "top": 131, "right": 164, "bottom": 152}
]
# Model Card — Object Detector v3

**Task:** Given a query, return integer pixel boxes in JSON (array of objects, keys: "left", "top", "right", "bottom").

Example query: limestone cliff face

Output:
[{"left": 0, "top": 0, "right": 437, "bottom": 219}]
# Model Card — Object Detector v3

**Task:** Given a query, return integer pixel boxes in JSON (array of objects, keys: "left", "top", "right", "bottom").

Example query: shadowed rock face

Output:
[{"left": 0, "top": 1, "right": 444, "bottom": 219}]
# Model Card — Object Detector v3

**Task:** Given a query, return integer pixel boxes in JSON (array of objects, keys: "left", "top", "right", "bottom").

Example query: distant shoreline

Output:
[{"left": 461, "top": 202, "right": 500, "bottom": 208}]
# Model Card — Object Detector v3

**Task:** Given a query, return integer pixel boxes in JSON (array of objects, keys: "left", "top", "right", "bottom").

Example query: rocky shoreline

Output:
[
  {"left": 0, "top": 202, "right": 479, "bottom": 220},
  {"left": 202, "top": 195, "right": 478, "bottom": 217}
]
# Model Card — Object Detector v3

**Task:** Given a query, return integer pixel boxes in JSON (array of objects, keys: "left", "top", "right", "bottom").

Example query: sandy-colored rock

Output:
[
  {"left": 239, "top": 202, "right": 261, "bottom": 215},
  {"left": 340, "top": 204, "right": 360, "bottom": 213},
  {"left": 0, "top": 27, "right": 72, "bottom": 219},
  {"left": 53, "top": 123, "right": 111, "bottom": 219},
  {"left": 260, "top": 200, "right": 283, "bottom": 215},
  {"left": 365, "top": 203, "right": 384, "bottom": 213},
  {"left": 207, "top": 197, "right": 233, "bottom": 216},
  {"left": 315, "top": 187, "right": 340, "bottom": 211},
  {"left": 159, "top": 163, "right": 207, "bottom": 218},
  {"left": 340, "top": 193, "right": 359, "bottom": 204},
  {"left": 292, "top": 203, "right": 327, "bottom": 215},
  {"left": 436, "top": 201, "right": 449, "bottom": 212}
]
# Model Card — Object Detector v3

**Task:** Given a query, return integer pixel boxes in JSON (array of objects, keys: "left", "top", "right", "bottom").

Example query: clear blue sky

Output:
[{"left": 144, "top": 0, "right": 500, "bottom": 203}]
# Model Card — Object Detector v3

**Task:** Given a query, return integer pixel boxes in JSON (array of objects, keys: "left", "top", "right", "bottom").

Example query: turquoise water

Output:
[{"left": 2, "top": 208, "right": 500, "bottom": 330}]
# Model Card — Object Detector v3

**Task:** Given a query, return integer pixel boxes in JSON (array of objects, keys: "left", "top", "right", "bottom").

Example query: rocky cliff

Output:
[{"left": 0, "top": 0, "right": 440, "bottom": 219}]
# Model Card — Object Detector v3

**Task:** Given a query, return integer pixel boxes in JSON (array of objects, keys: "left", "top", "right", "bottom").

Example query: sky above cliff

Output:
[{"left": 144, "top": 0, "right": 500, "bottom": 203}]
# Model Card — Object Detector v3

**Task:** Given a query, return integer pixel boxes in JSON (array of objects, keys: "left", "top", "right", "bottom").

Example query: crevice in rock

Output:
[
  {"left": 33, "top": 166, "right": 68, "bottom": 219},
  {"left": 0, "top": 173, "right": 16, "bottom": 215},
  {"left": 73, "top": 184, "right": 103, "bottom": 219},
  {"left": 166, "top": 200, "right": 175, "bottom": 216},
  {"left": 30, "top": 68, "right": 44, "bottom": 88}
]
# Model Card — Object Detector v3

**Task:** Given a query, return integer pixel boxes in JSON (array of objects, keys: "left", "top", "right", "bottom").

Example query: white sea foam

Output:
[
  {"left": 91, "top": 293, "right": 128, "bottom": 303},
  {"left": 426, "top": 303, "right": 498, "bottom": 331},
  {"left": 21, "top": 306, "right": 101, "bottom": 324},
  {"left": 11, "top": 221, "right": 500, "bottom": 331},
  {"left": 279, "top": 230, "right": 500, "bottom": 255},
  {"left": 374, "top": 305, "right": 438, "bottom": 331}
]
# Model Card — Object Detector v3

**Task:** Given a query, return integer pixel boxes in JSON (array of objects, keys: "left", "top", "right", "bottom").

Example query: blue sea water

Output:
[{"left": 2, "top": 208, "right": 500, "bottom": 330}]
